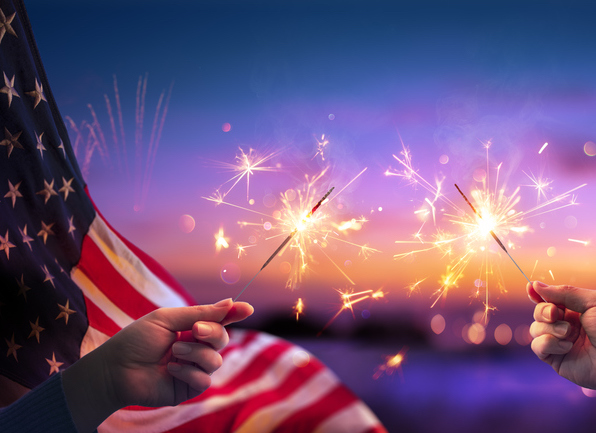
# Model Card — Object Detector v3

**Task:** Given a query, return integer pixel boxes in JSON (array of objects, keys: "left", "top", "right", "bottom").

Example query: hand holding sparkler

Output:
[
  {"left": 234, "top": 186, "right": 335, "bottom": 301},
  {"left": 454, "top": 184, "right": 530, "bottom": 283},
  {"left": 527, "top": 281, "right": 596, "bottom": 389}
]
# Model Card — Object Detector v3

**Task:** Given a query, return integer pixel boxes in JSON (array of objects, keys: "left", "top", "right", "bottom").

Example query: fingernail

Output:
[
  {"left": 534, "top": 281, "right": 548, "bottom": 288},
  {"left": 196, "top": 323, "right": 212, "bottom": 337},
  {"left": 168, "top": 362, "right": 182, "bottom": 372},
  {"left": 172, "top": 342, "right": 191, "bottom": 355},
  {"left": 214, "top": 298, "right": 232, "bottom": 308},
  {"left": 554, "top": 322, "right": 569, "bottom": 338}
]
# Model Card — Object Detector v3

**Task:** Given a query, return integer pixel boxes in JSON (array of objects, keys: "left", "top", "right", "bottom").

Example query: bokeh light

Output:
[
  {"left": 220, "top": 262, "right": 241, "bottom": 284},
  {"left": 584, "top": 141, "right": 596, "bottom": 156},
  {"left": 222, "top": 122, "right": 231, "bottom": 132},
  {"left": 430, "top": 314, "right": 446, "bottom": 335},
  {"left": 514, "top": 324, "right": 532, "bottom": 346},
  {"left": 263, "top": 193, "right": 276, "bottom": 208},
  {"left": 473, "top": 168, "right": 486, "bottom": 182},
  {"left": 464, "top": 323, "right": 486, "bottom": 344},
  {"left": 279, "top": 261, "right": 291, "bottom": 274},
  {"left": 494, "top": 323, "right": 513, "bottom": 345},
  {"left": 178, "top": 214, "right": 195, "bottom": 233}
]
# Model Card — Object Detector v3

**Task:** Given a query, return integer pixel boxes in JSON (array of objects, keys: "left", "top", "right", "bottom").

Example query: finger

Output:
[
  {"left": 150, "top": 299, "right": 235, "bottom": 332},
  {"left": 531, "top": 334, "right": 574, "bottom": 360},
  {"left": 529, "top": 320, "right": 570, "bottom": 339},
  {"left": 532, "top": 282, "right": 596, "bottom": 314},
  {"left": 192, "top": 322, "right": 229, "bottom": 351},
  {"left": 171, "top": 342, "right": 223, "bottom": 373},
  {"left": 533, "top": 303, "right": 565, "bottom": 323},
  {"left": 167, "top": 362, "right": 212, "bottom": 397},
  {"left": 220, "top": 302, "right": 254, "bottom": 327},
  {"left": 527, "top": 281, "right": 544, "bottom": 304}
]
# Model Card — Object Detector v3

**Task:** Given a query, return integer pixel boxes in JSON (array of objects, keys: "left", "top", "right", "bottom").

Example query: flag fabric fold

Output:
[{"left": 0, "top": 0, "right": 387, "bottom": 431}]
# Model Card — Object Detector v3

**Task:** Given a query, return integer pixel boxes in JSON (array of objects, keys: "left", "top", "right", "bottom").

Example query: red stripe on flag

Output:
[
  {"left": 273, "top": 384, "right": 359, "bottom": 432},
  {"left": 229, "top": 356, "right": 327, "bottom": 430},
  {"left": 77, "top": 234, "right": 159, "bottom": 320},
  {"left": 199, "top": 341, "right": 294, "bottom": 400},
  {"left": 218, "top": 328, "right": 258, "bottom": 359},
  {"left": 86, "top": 188, "right": 195, "bottom": 305},
  {"left": 167, "top": 357, "right": 326, "bottom": 432},
  {"left": 83, "top": 296, "right": 122, "bottom": 337}
]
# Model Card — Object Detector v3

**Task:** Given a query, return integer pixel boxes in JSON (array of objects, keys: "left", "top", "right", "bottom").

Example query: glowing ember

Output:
[{"left": 373, "top": 347, "right": 408, "bottom": 380}]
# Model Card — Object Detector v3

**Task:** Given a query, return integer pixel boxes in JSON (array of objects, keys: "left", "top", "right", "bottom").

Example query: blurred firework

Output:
[{"left": 65, "top": 74, "right": 173, "bottom": 211}]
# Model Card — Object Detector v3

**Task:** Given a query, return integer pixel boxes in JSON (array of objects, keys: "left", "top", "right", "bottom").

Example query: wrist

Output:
[{"left": 62, "top": 344, "right": 123, "bottom": 432}]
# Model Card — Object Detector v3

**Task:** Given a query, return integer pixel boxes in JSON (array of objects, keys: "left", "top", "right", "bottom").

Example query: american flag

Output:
[{"left": 0, "top": 1, "right": 387, "bottom": 431}]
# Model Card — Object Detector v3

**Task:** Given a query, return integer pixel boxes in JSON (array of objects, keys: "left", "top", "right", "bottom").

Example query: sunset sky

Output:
[{"left": 24, "top": 0, "right": 596, "bottom": 329}]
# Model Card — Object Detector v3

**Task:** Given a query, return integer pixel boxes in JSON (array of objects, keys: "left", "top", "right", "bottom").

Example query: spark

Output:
[
  {"left": 549, "top": 270, "right": 555, "bottom": 281},
  {"left": 293, "top": 298, "right": 305, "bottom": 321},
  {"left": 236, "top": 243, "right": 255, "bottom": 258},
  {"left": 211, "top": 147, "right": 282, "bottom": 201},
  {"left": 406, "top": 278, "right": 426, "bottom": 297},
  {"left": 569, "top": 238, "right": 590, "bottom": 246},
  {"left": 373, "top": 347, "right": 408, "bottom": 380},
  {"left": 214, "top": 227, "right": 229, "bottom": 253},
  {"left": 523, "top": 171, "right": 553, "bottom": 203},
  {"left": 320, "top": 287, "right": 387, "bottom": 333},
  {"left": 312, "top": 134, "right": 329, "bottom": 161},
  {"left": 539, "top": 142, "right": 549, "bottom": 154},
  {"left": 530, "top": 260, "right": 539, "bottom": 279}
]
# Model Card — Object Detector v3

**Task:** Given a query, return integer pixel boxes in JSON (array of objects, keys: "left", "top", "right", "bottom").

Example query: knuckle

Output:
[{"left": 529, "top": 321, "right": 540, "bottom": 338}]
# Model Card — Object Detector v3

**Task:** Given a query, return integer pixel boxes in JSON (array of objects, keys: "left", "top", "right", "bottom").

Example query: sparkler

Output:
[
  {"left": 454, "top": 184, "right": 530, "bottom": 283},
  {"left": 234, "top": 186, "right": 335, "bottom": 301},
  {"left": 389, "top": 140, "right": 585, "bottom": 314}
]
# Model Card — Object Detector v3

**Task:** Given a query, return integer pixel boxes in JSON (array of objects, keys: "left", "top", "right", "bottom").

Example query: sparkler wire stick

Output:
[
  {"left": 454, "top": 184, "right": 530, "bottom": 283},
  {"left": 234, "top": 186, "right": 335, "bottom": 301}
]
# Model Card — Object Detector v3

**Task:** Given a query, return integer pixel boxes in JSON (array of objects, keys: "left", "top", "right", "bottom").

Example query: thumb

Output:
[
  {"left": 532, "top": 282, "right": 596, "bottom": 314},
  {"left": 149, "top": 299, "right": 234, "bottom": 332}
]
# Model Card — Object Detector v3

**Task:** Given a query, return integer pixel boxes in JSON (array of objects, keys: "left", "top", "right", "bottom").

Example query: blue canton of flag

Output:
[{"left": 0, "top": 0, "right": 95, "bottom": 389}]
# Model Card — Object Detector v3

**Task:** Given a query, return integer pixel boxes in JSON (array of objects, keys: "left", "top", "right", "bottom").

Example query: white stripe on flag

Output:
[
  {"left": 98, "top": 336, "right": 335, "bottom": 433},
  {"left": 211, "top": 330, "right": 280, "bottom": 387},
  {"left": 312, "top": 400, "right": 382, "bottom": 433},
  {"left": 88, "top": 215, "right": 187, "bottom": 308},
  {"left": 71, "top": 267, "right": 135, "bottom": 329},
  {"left": 234, "top": 367, "right": 340, "bottom": 433},
  {"left": 79, "top": 326, "right": 111, "bottom": 357}
]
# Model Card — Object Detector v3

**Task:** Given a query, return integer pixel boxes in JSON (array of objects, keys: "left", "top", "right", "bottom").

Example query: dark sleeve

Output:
[{"left": 0, "top": 373, "right": 79, "bottom": 433}]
